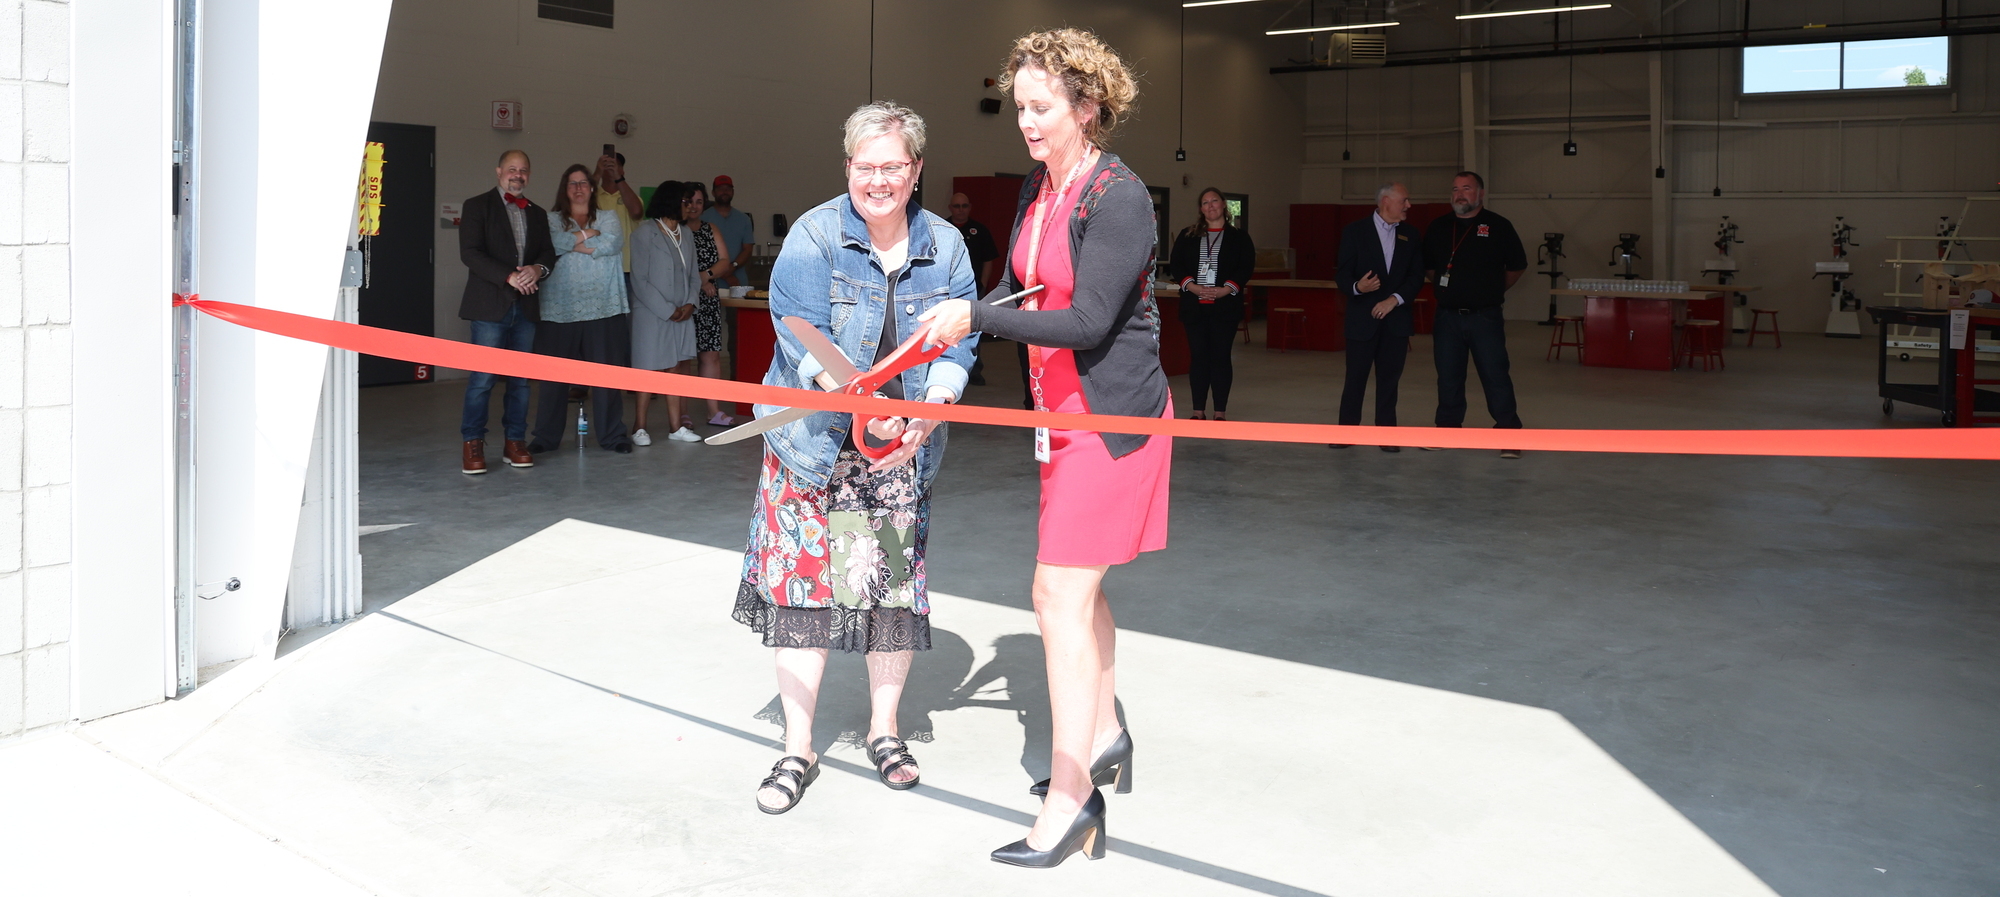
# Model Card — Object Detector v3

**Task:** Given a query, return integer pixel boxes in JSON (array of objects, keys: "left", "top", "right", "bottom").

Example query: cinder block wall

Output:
[{"left": 1, "top": 0, "right": 74, "bottom": 742}]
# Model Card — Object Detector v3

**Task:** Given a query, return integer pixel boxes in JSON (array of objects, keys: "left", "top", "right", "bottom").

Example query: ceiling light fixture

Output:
[
  {"left": 1455, "top": 4, "right": 1610, "bottom": 20},
  {"left": 1266, "top": 21, "right": 1399, "bottom": 35},
  {"left": 1183, "top": 0, "right": 1270, "bottom": 7}
]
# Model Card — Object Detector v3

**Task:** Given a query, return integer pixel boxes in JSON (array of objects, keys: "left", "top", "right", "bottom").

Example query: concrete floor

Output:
[{"left": 85, "top": 324, "right": 2000, "bottom": 895}]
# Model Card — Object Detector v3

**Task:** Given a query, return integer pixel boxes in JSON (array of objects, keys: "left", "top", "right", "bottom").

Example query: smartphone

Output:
[{"left": 603, "top": 143, "right": 615, "bottom": 157}]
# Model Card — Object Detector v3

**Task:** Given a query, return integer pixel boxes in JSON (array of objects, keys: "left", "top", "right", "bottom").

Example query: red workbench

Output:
[
  {"left": 1554, "top": 287, "right": 1708, "bottom": 370},
  {"left": 725, "top": 295, "right": 775, "bottom": 415},
  {"left": 1250, "top": 279, "right": 1347, "bottom": 351}
]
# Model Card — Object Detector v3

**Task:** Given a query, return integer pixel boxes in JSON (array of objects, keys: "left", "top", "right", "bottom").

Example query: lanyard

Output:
[
  {"left": 1020, "top": 147, "right": 1097, "bottom": 405},
  {"left": 1443, "top": 216, "right": 1477, "bottom": 277}
]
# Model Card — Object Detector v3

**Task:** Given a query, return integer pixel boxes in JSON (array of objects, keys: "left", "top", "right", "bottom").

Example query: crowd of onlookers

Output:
[
  {"left": 451, "top": 145, "right": 1535, "bottom": 476},
  {"left": 453, "top": 149, "right": 760, "bottom": 474}
]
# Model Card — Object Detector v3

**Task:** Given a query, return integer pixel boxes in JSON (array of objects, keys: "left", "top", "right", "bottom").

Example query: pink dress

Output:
[{"left": 1016, "top": 167, "right": 1173, "bottom": 567}]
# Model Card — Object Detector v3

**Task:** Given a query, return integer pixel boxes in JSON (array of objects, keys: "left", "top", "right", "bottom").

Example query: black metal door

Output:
[{"left": 358, "top": 122, "right": 436, "bottom": 386}]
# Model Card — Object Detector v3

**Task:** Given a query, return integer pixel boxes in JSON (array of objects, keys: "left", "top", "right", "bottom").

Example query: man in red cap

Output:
[{"left": 700, "top": 175, "right": 754, "bottom": 288}]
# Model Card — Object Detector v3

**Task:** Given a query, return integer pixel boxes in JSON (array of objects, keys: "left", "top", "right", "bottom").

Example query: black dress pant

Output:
[
  {"left": 1338, "top": 332, "right": 1409, "bottom": 427},
  {"left": 530, "top": 314, "right": 633, "bottom": 450},
  {"left": 1182, "top": 297, "right": 1241, "bottom": 413},
  {"left": 1432, "top": 305, "right": 1523, "bottom": 429}
]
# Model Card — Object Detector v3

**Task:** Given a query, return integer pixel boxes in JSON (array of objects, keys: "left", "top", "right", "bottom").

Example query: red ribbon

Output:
[{"left": 178, "top": 298, "right": 2000, "bottom": 461}]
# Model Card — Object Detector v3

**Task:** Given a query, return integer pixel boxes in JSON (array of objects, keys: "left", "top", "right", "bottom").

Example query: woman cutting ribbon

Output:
[
  {"left": 730, "top": 102, "right": 980, "bottom": 815},
  {"left": 920, "top": 28, "right": 1168, "bottom": 868}
]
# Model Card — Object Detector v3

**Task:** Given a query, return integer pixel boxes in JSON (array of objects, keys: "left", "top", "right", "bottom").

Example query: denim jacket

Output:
[{"left": 756, "top": 195, "right": 981, "bottom": 490}]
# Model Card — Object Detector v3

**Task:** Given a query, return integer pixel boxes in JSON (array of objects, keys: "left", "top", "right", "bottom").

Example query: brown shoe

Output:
[
  {"left": 503, "top": 439, "right": 535, "bottom": 468},
  {"left": 462, "top": 439, "right": 488, "bottom": 475}
]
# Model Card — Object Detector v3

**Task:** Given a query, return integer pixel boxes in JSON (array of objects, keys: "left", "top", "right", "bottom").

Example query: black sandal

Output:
[
  {"left": 867, "top": 736, "right": 921, "bottom": 791},
  {"left": 756, "top": 755, "right": 820, "bottom": 815}
]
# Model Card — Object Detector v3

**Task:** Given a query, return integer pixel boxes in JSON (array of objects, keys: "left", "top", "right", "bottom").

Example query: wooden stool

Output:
[
  {"left": 1268, "top": 307, "right": 1306, "bottom": 352},
  {"left": 1239, "top": 298, "right": 1253, "bottom": 344},
  {"left": 1748, "top": 308, "right": 1783, "bottom": 348},
  {"left": 1683, "top": 319, "right": 1725, "bottom": 371},
  {"left": 1547, "top": 315, "right": 1585, "bottom": 362}
]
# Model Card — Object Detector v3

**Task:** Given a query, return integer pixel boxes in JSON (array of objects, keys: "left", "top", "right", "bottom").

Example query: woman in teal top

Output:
[{"left": 526, "top": 163, "right": 635, "bottom": 454}]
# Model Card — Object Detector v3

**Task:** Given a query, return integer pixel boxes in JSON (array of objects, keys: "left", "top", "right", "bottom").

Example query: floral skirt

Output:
[
  {"left": 695, "top": 293, "right": 723, "bottom": 353},
  {"left": 732, "top": 448, "right": 931, "bottom": 654}
]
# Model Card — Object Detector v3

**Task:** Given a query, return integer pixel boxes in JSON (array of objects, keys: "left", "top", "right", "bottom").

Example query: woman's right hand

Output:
[{"left": 916, "top": 299, "right": 974, "bottom": 349}]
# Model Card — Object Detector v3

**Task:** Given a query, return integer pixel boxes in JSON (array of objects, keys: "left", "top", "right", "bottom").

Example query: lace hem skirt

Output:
[{"left": 732, "top": 581, "right": 931, "bottom": 653}]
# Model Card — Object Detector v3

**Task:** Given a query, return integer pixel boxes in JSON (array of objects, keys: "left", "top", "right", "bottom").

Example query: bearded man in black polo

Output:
[{"left": 1423, "top": 171, "right": 1528, "bottom": 458}]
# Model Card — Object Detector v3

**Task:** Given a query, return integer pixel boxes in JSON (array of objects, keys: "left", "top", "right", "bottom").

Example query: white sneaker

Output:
[
  {"left": 631, "top": 429, "right": 652, "bottom": 446},
  {"left": 667, "top": 426, "right": 701, "bottom": 443}
]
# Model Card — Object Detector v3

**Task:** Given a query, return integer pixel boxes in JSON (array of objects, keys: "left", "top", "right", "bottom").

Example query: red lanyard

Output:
[
  {"left": 1020, "top": 148, "right": 1096, "bottom": 406},
  {"left": 1443, "top": 217, "right": 1476, "bottom": 277}
]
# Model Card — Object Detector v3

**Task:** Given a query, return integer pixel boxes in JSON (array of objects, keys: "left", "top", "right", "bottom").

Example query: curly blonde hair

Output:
[{"left": 997, "top": 28, "right": 1139, "bottom": 147}]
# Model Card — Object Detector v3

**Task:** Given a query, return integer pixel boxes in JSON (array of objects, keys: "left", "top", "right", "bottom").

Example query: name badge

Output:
[
  {"left": 1437, "top": 274, "right": 1450, "bottom": 287},
  {"left": 1034, "top": 427, "right": 1051, "bottom": 463}
]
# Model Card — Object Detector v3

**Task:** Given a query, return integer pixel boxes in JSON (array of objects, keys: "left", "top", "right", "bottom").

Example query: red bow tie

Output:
[{"left": 502, "top": 192, "right": 529, "bottom": 209}]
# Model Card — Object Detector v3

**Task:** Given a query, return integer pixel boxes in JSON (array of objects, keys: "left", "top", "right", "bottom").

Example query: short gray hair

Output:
[
  {"left": 843, "top": 101, "right": 926, "bottom": 160},
  {"left": 1375, "top": 182, "right": 1406, "bottom": 202}
]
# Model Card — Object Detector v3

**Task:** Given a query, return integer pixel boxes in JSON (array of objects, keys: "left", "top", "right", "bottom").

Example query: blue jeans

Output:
[{"left": 461, "top": 304, "right": 536, "bottom": 441}]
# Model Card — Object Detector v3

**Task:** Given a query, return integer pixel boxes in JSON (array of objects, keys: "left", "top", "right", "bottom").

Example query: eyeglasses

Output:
[{"left": 848, "top": 162, "right": 913, "bottom": 180}]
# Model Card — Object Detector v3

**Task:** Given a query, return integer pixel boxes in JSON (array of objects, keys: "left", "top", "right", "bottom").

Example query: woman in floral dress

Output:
[{"left": 730, "top": 101, "right": 980, "bottom": 815}]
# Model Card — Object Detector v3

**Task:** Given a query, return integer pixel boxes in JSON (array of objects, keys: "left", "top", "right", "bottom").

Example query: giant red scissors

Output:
[{"left": 706, "top": 285, "right": 1042, "bottom": 462}]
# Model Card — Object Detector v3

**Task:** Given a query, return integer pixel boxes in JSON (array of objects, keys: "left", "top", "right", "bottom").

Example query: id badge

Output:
[
  {"left": 1034, "top": 427, "right": 1051, "bottom": 463},
  {"left": 1438, "top": 273, "right": 1450, "bottom": 287},
  {"left": 1198, "top": 260, "right": 1216, "bottom": 284}
]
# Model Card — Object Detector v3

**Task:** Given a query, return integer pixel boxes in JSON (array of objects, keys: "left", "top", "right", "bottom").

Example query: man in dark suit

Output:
[
  {"left": 1333, "top": 182, "right": 1423, "bottom": 452},
  {"left": 457, "top": 149, "right": 557, "bottom": 475}
]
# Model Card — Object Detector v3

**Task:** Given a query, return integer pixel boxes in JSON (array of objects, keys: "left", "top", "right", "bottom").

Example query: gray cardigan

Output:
[{"left": 970, "top": 152, "right": 1166, "bottom": 458}]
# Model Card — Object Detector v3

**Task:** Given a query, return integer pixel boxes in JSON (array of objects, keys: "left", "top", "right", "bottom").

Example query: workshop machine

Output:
[
  {"left": 1817, "top": 216, "right": 1861, "bottom": 337},
  {"left": 1608, "top": 233, "right": 1642, "bottom": 280},
  {"left": 1701, "top": 216, "right": 1747, "bottom": 330},
  {"left": 1536, "top": 232, "right": 1566, "bottom": 324}
]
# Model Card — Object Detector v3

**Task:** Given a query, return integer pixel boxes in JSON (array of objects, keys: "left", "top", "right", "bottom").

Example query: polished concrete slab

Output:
[
  {"left": 100, "top": 325, "right": 2000, "bottom": 895},
  {"left": 95, "top": 520, "right": 1776, "bottom": 896},
  {"left": 0, "top": 733, "right": 370, "bottom": 897}
]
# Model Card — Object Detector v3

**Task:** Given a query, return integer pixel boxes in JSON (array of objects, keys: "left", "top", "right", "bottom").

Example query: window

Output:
[
  {"left": 1743, "top": 36, "right": 1947, "bottom": 95},
  {"left": 539, "top": 0, "right": 612, "bottom": 29}
]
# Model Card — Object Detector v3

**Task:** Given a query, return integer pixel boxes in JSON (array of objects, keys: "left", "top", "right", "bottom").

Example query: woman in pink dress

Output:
[{"left": 921, "top": 28, "right": 1168, "bottom": 868}]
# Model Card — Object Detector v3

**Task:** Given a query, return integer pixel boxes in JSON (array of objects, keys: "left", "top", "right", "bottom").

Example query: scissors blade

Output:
[
  {"left": 782, "top": 317, "right": 863, "bottom": 385},
  {"left": 702, "top": 405, "right": 816, "bottom": 445}
]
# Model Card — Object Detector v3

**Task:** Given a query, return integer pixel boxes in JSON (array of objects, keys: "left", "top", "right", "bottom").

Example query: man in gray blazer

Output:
[{"left": 457, "top": 149, "right": 557, "bottom": 475}]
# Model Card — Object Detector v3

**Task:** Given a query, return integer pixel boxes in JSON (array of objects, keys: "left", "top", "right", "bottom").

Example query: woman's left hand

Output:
[
  {"left": 916, "top": 299, "right": 974, "bottom": 349},
  {"left": 866, "top": 389, "right": 953, "bottom": 471},
  {"left": 866, "top": 417, "right": 937, "bottom": 472}
]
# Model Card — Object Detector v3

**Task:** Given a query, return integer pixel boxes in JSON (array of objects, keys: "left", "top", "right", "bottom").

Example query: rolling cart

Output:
[{"left": 1868, "top": 305, "right": 2000, "bottom": 426}]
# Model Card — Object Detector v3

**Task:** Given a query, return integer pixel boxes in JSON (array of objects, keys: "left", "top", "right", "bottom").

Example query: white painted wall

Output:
[
  {"left": 190, "top": 0, "right": 393, "bottom": 667},
  {"left": 369, "top": 0, "right": 1308, "bottom": 373},
  {"left": 70, "top": 0, "right": 175, "bottom": 721},
  {"left": 1295, "top": 0, "right": 2000, "bottom": 331},
  {"left": 1, "top": 0, "right": 77, "bottom": 741}
]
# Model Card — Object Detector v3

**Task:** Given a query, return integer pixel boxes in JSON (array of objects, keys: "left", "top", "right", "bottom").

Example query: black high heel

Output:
[
  {"left": 1028, "top": 729, "right": 1132, "bottom": 798},
  {"left": 990, "top": 788, "right": 1108, "bottom": 867}
]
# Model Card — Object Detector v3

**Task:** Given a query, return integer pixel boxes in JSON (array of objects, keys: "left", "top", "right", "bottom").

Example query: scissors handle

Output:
[{"left": 849, "top": 321, "right": 953, "bottom": 461}]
